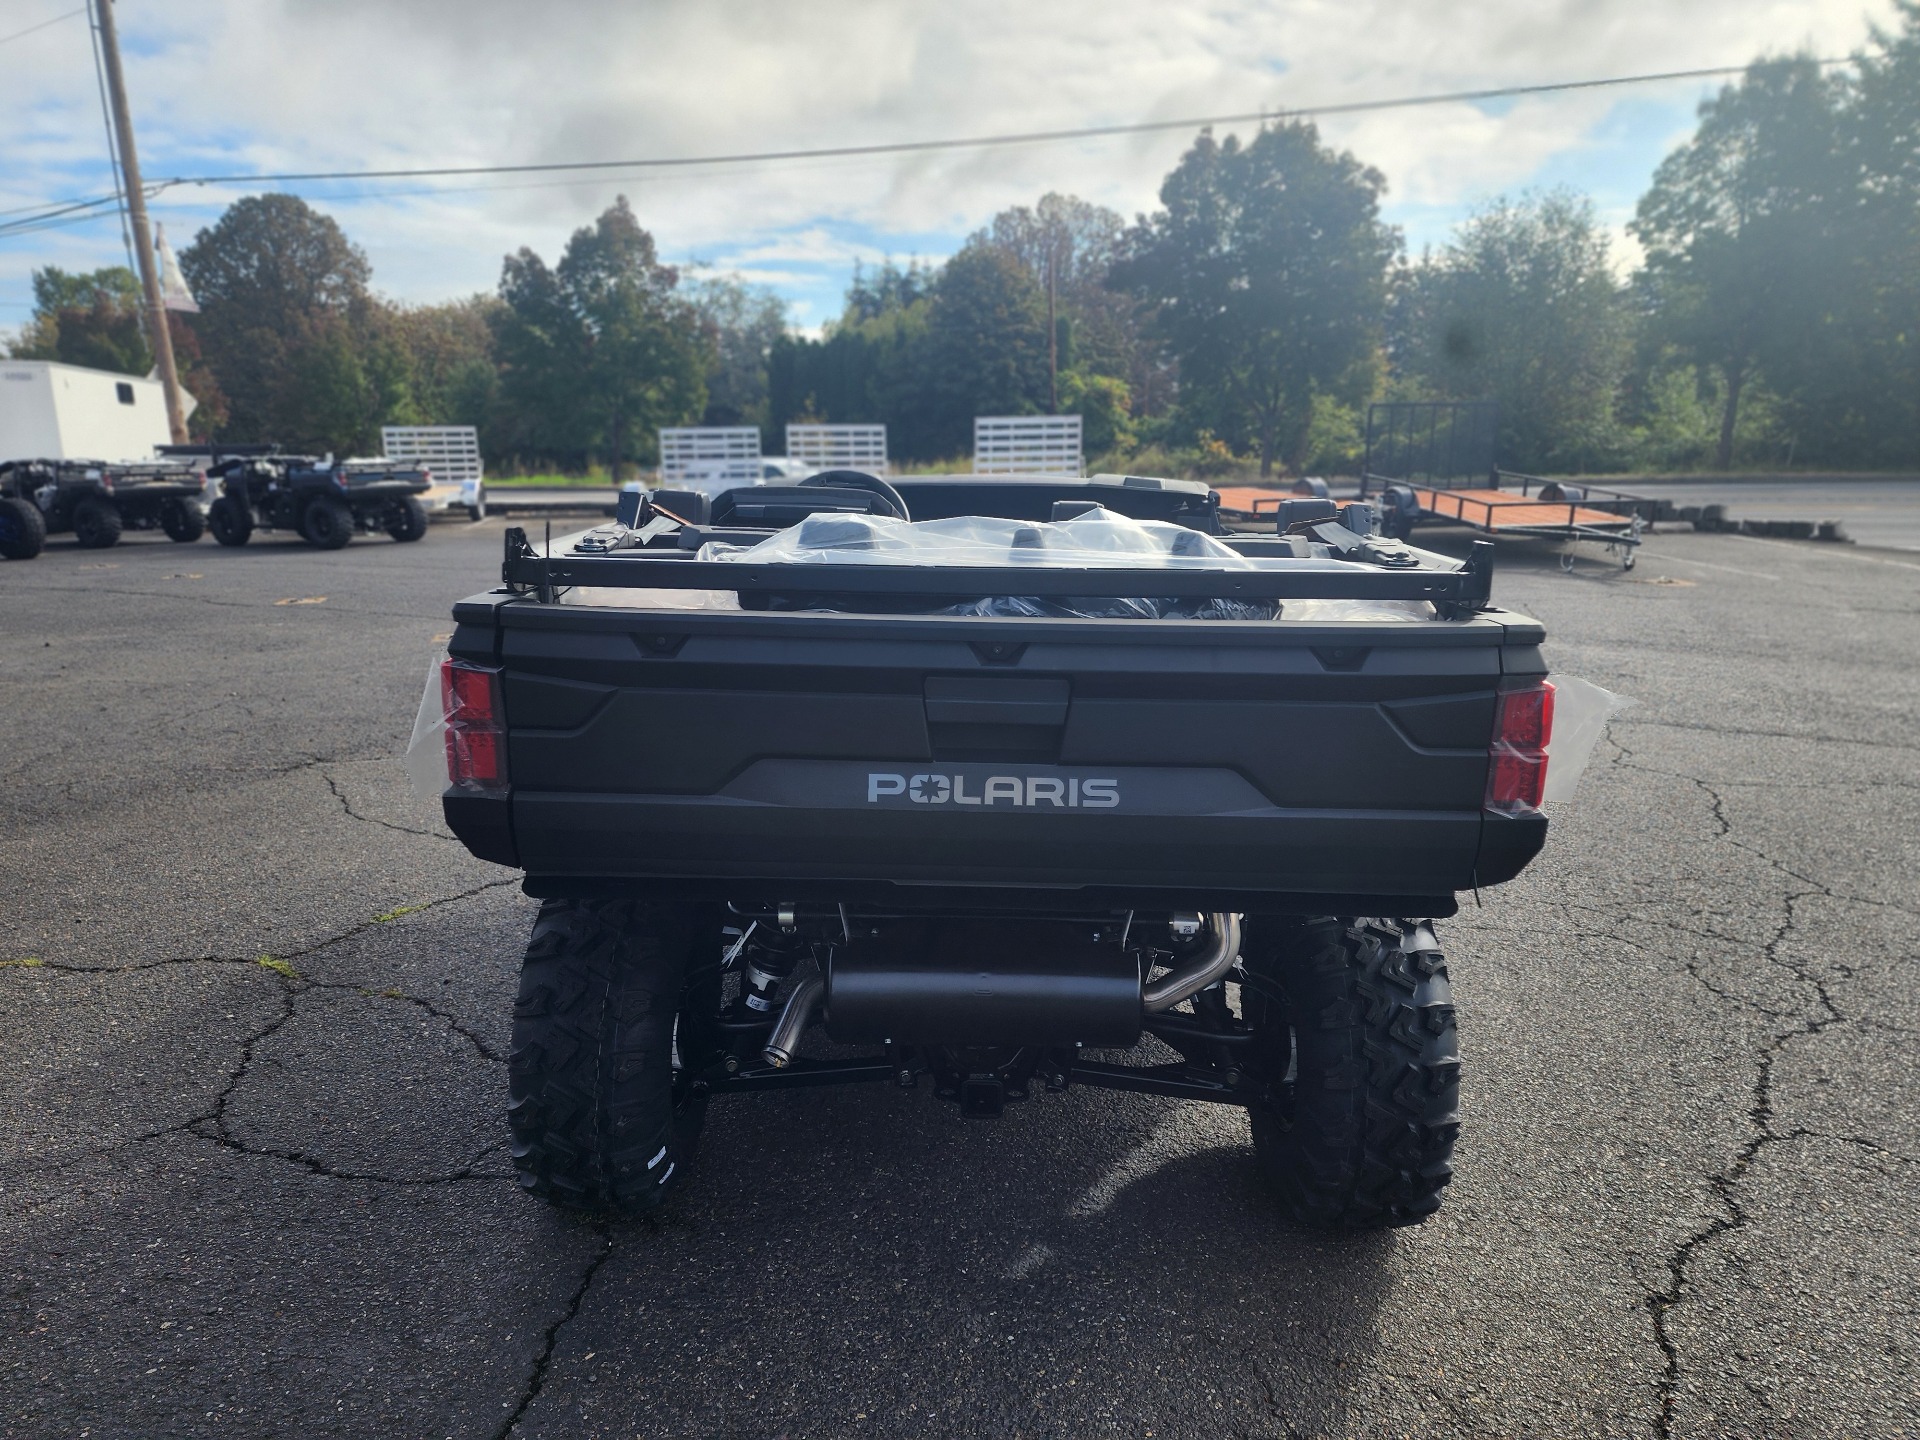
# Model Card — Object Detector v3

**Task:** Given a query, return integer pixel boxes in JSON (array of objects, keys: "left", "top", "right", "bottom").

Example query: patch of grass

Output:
[
  {"left": 256, "top": 955, "right": 298, "bottom": 980},
  {"left": 373, "top": 904, "right": 427, "bottom": 923},
  {"left": 1, "top": 957, "right": 45, "bottom": 969}
]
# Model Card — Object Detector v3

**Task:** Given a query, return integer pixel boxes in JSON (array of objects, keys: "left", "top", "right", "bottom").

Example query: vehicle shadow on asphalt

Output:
[{"left": 527, "top": 1078, "right": 1397, "bottom": 1438}]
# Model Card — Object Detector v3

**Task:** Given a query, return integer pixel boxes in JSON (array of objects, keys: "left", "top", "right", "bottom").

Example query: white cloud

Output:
[{"left": 0, "top": 0, "right": 1896, "bottom": 321}]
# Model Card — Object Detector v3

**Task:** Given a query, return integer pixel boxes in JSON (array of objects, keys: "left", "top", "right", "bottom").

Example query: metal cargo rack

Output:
[{"left": 499, "top": 525, "right": 1501, "bottom": 617}]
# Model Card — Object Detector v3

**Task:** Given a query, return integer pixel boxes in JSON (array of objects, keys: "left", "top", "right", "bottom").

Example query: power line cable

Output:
[
  {"left": 0, "top": 5, "right": 84, "bottom": 48},
  {"left": 0, "top": 52, "right": 1865, "bottom": 241},
  {"left": 155, "top": 57, "right": 1857, "bottom": 189}
]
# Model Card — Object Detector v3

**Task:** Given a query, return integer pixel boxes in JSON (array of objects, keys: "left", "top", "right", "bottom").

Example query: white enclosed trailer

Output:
[{"left": 0, "top": 359, "right": 195, "bottom": 462}]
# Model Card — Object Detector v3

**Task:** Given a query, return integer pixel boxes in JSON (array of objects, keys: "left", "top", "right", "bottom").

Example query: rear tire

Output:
[
  {"left": 0, "top": 496, "right": 45, "bottom": 560},
  {"left": 1242, "top": 917, "right": 1460, "bottom": 1229},
  {"left": 387, "top": 496, "right": 429, "bottom": 542},
  {"left": 72, "top": 498, "right": 123, "bottom": 549},
  {"left": 161, "top": 498, "right": 206, "bottom": 542},
  {"left": 207, "top": 496, "right": 253, "bottom": 547},
  {"left": 467, "top": 486, "right": 486, "bottom": 522},
  {"left": 300, "top": 496, "right": 354, "bottom": 549},
  {"left": 507, "top": 899, "right": 714, "bottom": 1213}
]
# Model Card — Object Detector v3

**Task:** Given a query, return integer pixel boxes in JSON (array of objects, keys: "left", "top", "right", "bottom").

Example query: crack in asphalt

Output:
[
  {"left": 495, "top": 1223, "right": 616, "bottom": 1440},
  {"left": 1617, "top": 716, "right": 1920, "bottom": 753},
  {"left": 1, "top": 878, "right": 523, "bottom": 1187},
  {"left": 10, "top": 872, "right": 515, "bottom": 976},
  {"left": 1620, "top": 765, "right": 1857, "bottom": 1439},
  {"left": 1249, "top": 1363, "right": 1309, "bottom": 1440},
  {"left": 322, "top": 769, "right": 455, "bottom": 841},
  {"left": 300, "top": 975, "right": 506, "bottom": 1065}
]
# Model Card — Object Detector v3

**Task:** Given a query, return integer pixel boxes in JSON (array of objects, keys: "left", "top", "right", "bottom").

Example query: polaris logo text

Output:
[{"left": 867, "top": 773, "right": 1119, "bottom": 808}]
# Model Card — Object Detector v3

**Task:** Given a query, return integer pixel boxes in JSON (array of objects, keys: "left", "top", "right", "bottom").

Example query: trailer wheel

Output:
[
  {"left": 0, "top": 497, "right": 45, "bottom": 560},
  {"left": 72, "top": 498, "right": 123, "bottom": 549},
  {"left": 467, "top": 486, "right": 486, "bottom": 522},
  {"left": 508, "top": 898, "right": 715, "bottom": 1214},
  {"left": 300, "top": 497, "right": 354, "bottom": 549},
  {"left": 1241, "top": 917, "right": 1459, "bottom": 1229},
  {"left": 386, "top": 496, "right": 429, "bottom": 542},
  {"left": 161, "top": 498, "right": 206, "bottom": 543},
  {"left": 207, "top": 497, "right": 253, "bottom": 547}
]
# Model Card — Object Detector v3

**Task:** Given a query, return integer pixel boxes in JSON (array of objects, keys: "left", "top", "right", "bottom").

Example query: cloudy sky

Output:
[{"left": 0, "top": 0, "right": 1895, "bottom": 335}]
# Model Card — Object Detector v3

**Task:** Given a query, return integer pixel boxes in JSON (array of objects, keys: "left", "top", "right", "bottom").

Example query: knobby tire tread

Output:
[
  {"left": 1246, "top": 916, "right": 1460, "bottom": 1229},
  {"left": 507, "top": 899, "right": 707, "bottom": 1214}
]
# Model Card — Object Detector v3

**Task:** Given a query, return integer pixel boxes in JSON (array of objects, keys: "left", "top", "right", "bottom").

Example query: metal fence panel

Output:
[
  {"left": 973, "top": 415, "right": 1083, "bottom": 476},
  {"left": 380, "top": 425, "right": 483, "bottom": 483},
  {"left": 659, "top": 426, "right": 762, "bottom": 486},
  {"left": 785, "top": 423, "right": 888, "bottom": 476}
]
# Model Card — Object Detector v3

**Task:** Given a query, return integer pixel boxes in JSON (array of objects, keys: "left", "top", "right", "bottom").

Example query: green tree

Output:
[
  {"left": 1400, "top": 190, "right": 1631, "bottom": 472},
  {"left": 1112, "top": 124, "right": 1397, "bottom": 475},
  {"left": 1059, "top": 369, "right": 1134, "bottom": 457},
  {"left": 494, "top": 197, "right": 707, "bottom": 476},
  {"left": 1838, "top": 3, "right": 1920, "bottom": 465},
  {"left": 387, "top": 296, "right": 501, "bottom": 431},
  {"left": 178, "top": 194, "right": 376, "bottom": 444},
  {"left": 1631, "top": 58, "right": 1844, "bottom": 468},
  {"left": 686, "top": 274, "right": 787, "bottom": 430},
  {"left": 10, "top": 265, "right": 230, "bottom": 438},
  {"left": 10, "top": 266, "right": 149, "bottom": 373},
  {"left": 923, "top": 241, "right": 1051, "bottom": 453},
  {"left": 977, "top": 193, "right": 1162, "bottom": 412}
]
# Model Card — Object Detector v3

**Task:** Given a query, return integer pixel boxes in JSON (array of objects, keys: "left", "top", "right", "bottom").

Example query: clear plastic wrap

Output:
[
  {"left": 699, "top": 508, "right": 1291, "bottom": 618},
  {"left": 698, "top": 508, "right": 1255, "bottom": 569},
  {"left": 1282, "top": 597, "right": 1436, "bottom": 623},
  {"left": 559, "top": 586, "right": 741, "bottom": 610},
  {"left": 403, "top": 658, "right": 447, "bottom": 803},
  {"left": 551, "top": 507, "right": 1448, "bottom": 620},
  {"left": 1543, "top": 677, "right": 1634, "bottom": 803},
  {"left": 932, "top": 593, "right": 1280, "bottom": 620}
]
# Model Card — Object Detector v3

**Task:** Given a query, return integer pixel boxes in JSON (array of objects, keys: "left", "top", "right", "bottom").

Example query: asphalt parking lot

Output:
[{"left": 3, "top": 514, "right": 1917, "bottom": 1439}]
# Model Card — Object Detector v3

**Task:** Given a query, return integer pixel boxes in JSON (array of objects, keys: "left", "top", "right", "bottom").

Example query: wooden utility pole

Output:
[
  {"left": 94, "top": 0, "right": 187, "bottom": 444},
  {"left": 1046, "top": 242, "right": 1058, "bottom": 413}
]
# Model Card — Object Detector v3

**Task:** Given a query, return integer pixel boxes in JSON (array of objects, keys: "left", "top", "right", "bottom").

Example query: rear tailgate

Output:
[{"left": 450, "top": 596, "right": 1548, "bottom": 907}]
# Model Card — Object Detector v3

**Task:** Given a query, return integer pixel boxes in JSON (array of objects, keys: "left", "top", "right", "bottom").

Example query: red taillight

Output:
[
  {"left": 441, "top": 659, "right": 506, "bottom": 792},
  {"left": 1486, "top": 680, "right": 1555, "bottom": 815}
]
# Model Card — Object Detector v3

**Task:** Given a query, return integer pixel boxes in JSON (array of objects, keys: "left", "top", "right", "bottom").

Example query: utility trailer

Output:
[
  {"left": 1360, "top": 400, "right": 1645, "bottom": 568},
  {"left": 1373, "top": 473, "right": 1646, "bottom": 570},
  {"left": 425, "top": 470, "right": 1562, "bottom": 1230}
]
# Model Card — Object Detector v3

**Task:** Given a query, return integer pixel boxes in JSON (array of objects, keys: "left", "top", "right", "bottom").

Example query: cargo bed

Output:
[{"left": 442, "top": 499, "right": 1549, "bottom": 912}]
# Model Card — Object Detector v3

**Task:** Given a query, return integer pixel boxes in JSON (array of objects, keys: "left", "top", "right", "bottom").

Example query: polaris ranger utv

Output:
[
  {"left": 0, "top": 457, "right": 207, "bottom": 551},
  {"left": 204, "top": 451, "right": 432, "bottom": 549},
  {"left": 429, "top": 472, "right": 1557, "bottom": 1229}
]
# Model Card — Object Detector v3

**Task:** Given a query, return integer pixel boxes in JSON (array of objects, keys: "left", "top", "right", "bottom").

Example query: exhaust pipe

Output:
[
  {"left": 762, "top": 974, "right": 825, "bottom": 1068},
  {"left": 1141, "top": 912, "right": 1242, "bottom": 1013},
  {"left": 767, "top": 913, "right": 1240, "bottom": 1060}
]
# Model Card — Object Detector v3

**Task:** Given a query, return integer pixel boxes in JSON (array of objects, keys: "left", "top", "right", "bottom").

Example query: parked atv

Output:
[
  {"left": 206, "top": 453, "right": 432, "bottom": 549},
  {"left": 0, "top": 458, "right": 207, "bottom": 554}
]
